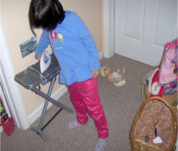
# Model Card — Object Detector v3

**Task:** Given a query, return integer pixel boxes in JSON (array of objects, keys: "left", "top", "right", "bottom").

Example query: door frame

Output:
[
  {"left": 103, "top": 0, "right": 115, "bottom": 58},
  {"left": 0, "top": 22, "right": 30, "bottom": 130}
]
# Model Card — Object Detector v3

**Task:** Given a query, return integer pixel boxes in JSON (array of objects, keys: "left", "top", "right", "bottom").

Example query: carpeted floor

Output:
[{"left": 1, "top": 54, "right": 152, "bottom": 151}]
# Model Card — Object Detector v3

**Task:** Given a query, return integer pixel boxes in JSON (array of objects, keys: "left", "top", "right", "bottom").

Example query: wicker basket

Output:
[
  {"left": 130, "top": 97, "right": 177, "bottom": 151},
  {"left": 141, "top": 65, "right": 177, "bottom": 109}
]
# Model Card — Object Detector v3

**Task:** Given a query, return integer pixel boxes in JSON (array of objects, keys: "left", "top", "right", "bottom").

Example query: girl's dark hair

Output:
[{"left": 28, "top": 0, "right": 65, "bottom": 36}]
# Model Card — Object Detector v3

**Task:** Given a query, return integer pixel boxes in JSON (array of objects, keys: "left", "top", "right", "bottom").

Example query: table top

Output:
[{"left": 14, "top": 54, "right": 60, "bottom": 89}]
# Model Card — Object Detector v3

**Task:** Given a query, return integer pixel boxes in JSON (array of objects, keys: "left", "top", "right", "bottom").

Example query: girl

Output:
[{"left": 28, "top": 0, "right": 109, "bottom": 150}]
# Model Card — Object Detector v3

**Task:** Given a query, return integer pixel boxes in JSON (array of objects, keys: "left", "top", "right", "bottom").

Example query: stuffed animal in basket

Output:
[{"left": 100, "top": 66, "right": 126, "bottom": 86}]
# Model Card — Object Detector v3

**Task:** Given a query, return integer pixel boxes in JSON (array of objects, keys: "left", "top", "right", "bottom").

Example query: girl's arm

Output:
[
  {"left": 35, "top": 30, "right": 50, "bottom": 59},
  {"left": 70, "top": 12, "right": 101, "bottom": 70}
]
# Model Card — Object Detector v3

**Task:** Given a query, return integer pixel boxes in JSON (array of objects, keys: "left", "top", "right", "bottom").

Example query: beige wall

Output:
[{"left": 1, "top": 0, "right": 103, "bottom": 116}]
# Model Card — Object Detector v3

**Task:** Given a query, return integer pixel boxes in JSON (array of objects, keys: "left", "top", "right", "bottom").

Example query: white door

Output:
[{"left": 115, "top": 0, "right": 177, "bottom": 66}]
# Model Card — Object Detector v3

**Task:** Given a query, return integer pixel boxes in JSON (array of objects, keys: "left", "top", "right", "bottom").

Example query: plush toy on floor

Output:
[{"left": 101, "top": 66, "right": 126, "bottom": 86}]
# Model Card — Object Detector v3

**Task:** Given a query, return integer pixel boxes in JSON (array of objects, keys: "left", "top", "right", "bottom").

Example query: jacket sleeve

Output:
[
  {"left": 70, "top": 12, "right": 101, "bottom": 70},
  {"left": 35, "top": 30, "right": 50, "bottom": 59}
]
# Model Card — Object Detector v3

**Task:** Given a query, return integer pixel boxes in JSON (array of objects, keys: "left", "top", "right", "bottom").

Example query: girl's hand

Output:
[
  {"left": 37, "top": 54, "right": 41, "bottom": 61},
  {"left": 37, "top": 54, "right": 46, "bottom": 61},
  {"left": 90, "top": 70, "right": 100, "bottom": 78}
]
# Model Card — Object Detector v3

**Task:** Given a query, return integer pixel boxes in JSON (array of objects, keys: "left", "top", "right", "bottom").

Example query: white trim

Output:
[
  {"left": 0, "top": 22, "right": 30, "bottom": 130},
  {"left": 28, "top": 51, "right": 104, "bottom": 125},
  {"left": 103, "top": 0, "right": 115, "bottom": 58}
]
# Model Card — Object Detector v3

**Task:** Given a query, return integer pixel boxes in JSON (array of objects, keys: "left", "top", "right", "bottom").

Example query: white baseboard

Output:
[
  {"left": 28, "top": 85, "right": 68, "bottom": 125},
  {"left": 28, "top": 51, "right": 103, "bottom": 126}
]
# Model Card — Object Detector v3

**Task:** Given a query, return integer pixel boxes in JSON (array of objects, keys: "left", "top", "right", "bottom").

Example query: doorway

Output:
[{"left": 114, "top": 0, "right": 177, "bottom": 66}]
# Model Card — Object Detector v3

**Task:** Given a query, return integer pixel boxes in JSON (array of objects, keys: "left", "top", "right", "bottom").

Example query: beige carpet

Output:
[{"left": 1, "top": 54, "right": 151, "bottom": 151}]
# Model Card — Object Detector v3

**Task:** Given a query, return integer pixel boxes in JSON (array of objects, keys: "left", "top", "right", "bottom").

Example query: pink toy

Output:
[{"left": 158, "top": 40, "right": 178, "bottom": 86}]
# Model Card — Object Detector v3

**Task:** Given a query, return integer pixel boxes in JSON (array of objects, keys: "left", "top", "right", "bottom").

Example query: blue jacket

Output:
[{"left": 35, "top": 11, "right": 101, "bottom": 85}]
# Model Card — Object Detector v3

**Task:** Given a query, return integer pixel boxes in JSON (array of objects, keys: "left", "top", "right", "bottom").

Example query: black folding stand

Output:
[{"left": 14, "top": 55, "right": 73, "bottom": 141}]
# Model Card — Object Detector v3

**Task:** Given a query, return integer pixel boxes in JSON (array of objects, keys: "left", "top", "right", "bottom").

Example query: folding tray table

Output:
[{"left": 14, "top": 54, "right": 73, "bottom": 141}]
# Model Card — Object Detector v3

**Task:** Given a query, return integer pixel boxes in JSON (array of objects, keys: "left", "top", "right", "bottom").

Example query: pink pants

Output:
[{"left": 68, "top": 77, "right": 109, "bottom": 139}]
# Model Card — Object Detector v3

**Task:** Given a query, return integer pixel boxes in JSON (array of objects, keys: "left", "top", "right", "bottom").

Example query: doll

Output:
[
  {"left": 101, "top": 66, "right": 126, "bottom": 86},
  {"left": 159, "top": 44, "right": 176, "bottom": 84}
]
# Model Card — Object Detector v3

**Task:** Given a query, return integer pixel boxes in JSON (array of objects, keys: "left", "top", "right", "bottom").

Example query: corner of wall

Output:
[{"left": 99, "top": 51, "right": 104, "bottom": 60}]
